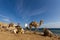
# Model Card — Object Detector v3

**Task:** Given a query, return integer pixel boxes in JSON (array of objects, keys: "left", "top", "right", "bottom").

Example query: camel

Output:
[
  {"left": 29, "top": 20, "right": 43, "bottom": 31},
  {"left": 8, "top": 23, "right": 14, "bottom": 28},
  {"left": 6, "top": 23, "right": 19, "bottom": 34},
  {"left": 20, "top": 28, "right": 24, "bottom": 34},
  {"left": 43, "top": 28, "right": 54, "bottom": 37}
]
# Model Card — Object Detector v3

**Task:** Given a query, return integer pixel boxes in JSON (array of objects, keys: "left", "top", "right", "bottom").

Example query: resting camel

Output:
[
  {"left": 6, "top": 23, "right": 18, "bottom": 34},
  {"left": 43, "top": 28, "right": 54, "bottom": 37},
  {"left": 29, "top": 20, "right": 43, "bottom": 31},
  {"left": 43, "top": 28, "right": 58, "bottom": 37}
]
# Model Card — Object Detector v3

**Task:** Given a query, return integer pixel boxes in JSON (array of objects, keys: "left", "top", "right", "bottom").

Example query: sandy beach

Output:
[{"left": 0, "top": 30, "right": 60, "bottom": 40}]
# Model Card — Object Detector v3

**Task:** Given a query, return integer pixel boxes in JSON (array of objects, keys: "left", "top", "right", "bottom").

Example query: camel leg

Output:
[
  {"left": 29, "top": 25, "right": 32, "bottom": 31},
  {"left": 30, "top": 27, "right": 31, "bottom": 31},
  {"left": 34, "top": 27, "right": 37, "bottom": 34},
  {"left": 35, "top": 27, "right": 38, "bottom": 31}
]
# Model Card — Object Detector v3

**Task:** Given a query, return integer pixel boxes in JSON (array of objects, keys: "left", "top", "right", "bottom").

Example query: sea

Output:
[{"left": 30, "top": 28, "right": 60, "bottom": 35}]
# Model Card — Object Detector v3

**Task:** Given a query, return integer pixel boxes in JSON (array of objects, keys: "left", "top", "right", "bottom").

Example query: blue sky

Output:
[{"left": 0, "top": 0, "right": 60, "bottom": 28}]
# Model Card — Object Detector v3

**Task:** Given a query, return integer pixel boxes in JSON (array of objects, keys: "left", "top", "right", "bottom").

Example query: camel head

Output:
[
  {"left": 8, "top": 23, "right": 14, "bottom": 27},
  {"left": 39, "top": 20, "right": 43, "bottom": 26}
]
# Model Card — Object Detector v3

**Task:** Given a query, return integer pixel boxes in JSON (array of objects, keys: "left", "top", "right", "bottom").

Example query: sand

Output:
[{"left": 0, "top": 31, "right": 59, "bottom": 40}]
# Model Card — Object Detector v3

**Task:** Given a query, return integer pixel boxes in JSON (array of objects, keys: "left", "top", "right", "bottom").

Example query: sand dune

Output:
[
  {"left": 0, "top": 22, "right": 60, "bottom": 40},
  {"left": 0, "top": 31, "right": 59, "bottom": 40}
]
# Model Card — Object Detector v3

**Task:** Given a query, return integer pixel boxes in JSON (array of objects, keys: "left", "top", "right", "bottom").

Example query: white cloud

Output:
[
  {"left": 0, "top": 15, "right": 10, "bottom": 22},
  {"left": 0, "top": 15, "right": 8, "bottom": 18},
  {"left": 3, "top": 18, "right": 10, "bottom": 22},
  {"left": 40, "top": 22, "right": 60, "bottom": 28}
]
